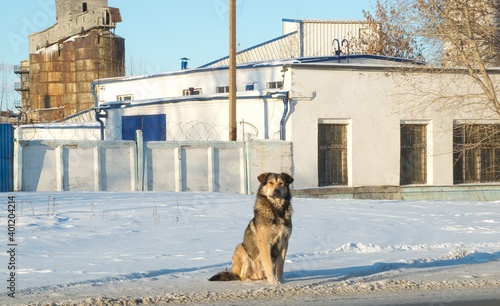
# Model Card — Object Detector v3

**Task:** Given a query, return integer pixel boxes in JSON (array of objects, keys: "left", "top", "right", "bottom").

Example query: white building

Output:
[{"left": 95, "top": 53, "right": 500, "bottom": 190}]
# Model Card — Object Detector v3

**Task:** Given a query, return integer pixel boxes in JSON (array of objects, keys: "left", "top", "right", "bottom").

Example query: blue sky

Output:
[{"left": 0, "top": 0, "right": 374, "bottom": 110}]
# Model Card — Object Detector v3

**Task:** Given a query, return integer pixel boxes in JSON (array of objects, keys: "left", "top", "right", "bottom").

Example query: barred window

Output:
[
  {"left": 318, "top": 124, "right": 348, "bottom": 186},
  {"left": 400, "top": 124, "right": 427, "bottom": 185},
  {"left": 453, "top": 124, "right": 500, "bottom": 183}
]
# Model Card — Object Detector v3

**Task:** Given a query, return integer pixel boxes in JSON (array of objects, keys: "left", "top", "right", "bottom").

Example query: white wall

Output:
[
  {"left": 96, "top": 60, "right": 500, "bottom": 190},
  {"left": 116, "top": 97, "right": 287, "bottom": 141},
  {"left": 98, "top": 66, "right": 285, "bottom": 103},
  {"left": 15, "top": 137, "right": 293, "bottom": 194},
  {"left": 18, "top": 124, "right": 101, "bottom": 140},
  {"left": 288, "top": 65, "right": 500, "bottom": 189}
]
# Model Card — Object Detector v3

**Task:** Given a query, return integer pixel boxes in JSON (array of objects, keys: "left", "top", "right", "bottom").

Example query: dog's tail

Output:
[{"left": 208, "top": 271, "right": 241, "bottom": 281}]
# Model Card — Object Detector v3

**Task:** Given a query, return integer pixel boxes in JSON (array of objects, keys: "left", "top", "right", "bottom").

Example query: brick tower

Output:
[{"left": 16, "top": 0, "right": 125, "bottom": 122}]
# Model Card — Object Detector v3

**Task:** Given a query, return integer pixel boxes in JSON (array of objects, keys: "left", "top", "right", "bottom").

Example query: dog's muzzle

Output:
[{"left": 272, "top": 188, "right": 286, "bottom": 198}]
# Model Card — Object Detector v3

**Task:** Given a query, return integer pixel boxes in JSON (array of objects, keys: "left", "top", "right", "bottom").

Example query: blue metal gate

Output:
[
  {"left": 122, "top": 114, "right": 167, "bottom": 141},
  {"left": 0, "top": 124, "right": 14, "bottom": 192}
]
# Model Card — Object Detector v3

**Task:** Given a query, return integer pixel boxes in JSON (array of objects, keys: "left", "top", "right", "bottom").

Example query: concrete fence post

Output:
[
  {"left": 136, "top": 130, "right": 144, "bottom": 192},
  {"left": 13, "top": 127, "right": 23, "bottom": 191},
  {"left": 243, "top": 140, "right": 252, "bottom": 195}
]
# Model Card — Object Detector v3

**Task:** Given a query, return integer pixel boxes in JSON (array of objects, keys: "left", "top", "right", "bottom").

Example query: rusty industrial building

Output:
[{"left": 15, "top": 0, "right": 125, "bottom": 122}]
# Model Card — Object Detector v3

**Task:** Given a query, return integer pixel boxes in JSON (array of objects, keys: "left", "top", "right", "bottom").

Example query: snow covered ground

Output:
[{"left": 1, "top": 191, "right": 500, "bottom": 305}]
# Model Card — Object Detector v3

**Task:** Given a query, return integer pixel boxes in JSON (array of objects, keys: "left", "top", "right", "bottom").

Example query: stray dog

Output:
[{"left": 209, "top": 172, "right": 294, "bottom": 284}]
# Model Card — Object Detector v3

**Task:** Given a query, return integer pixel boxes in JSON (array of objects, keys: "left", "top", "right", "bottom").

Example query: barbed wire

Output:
[
  {"left": 62, "top": 109, "right": 96, "bottom": 124},
  {"left": 15, "top": 120, "right": 262, "bottom": 142},
  {"left": 166, "top": 121, "right": 227, "bottom": 141},
  {"left": 165, "top": 120, "right": 259, "bottom": 141},
  {"left": 18, "top": 123, "right": 102, "bottom": 141}
]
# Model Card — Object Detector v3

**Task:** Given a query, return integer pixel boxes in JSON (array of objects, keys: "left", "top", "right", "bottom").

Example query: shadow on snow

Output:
[
  {"left": 19, "top": 262, "right": 229, "bottom": 295},
  {"left": 18, "top": 251, "right": 500, "bottom": 294},
  {"left": 285, "top": 251, "right": 500, "bottom": 282}
]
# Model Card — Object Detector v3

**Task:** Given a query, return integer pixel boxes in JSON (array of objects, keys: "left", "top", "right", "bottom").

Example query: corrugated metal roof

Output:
[
  {"left": 303, "top": 22, "right": 369, "bottom": 56},
  {"left": 200, "top": 31, "right": 300, "bottom": 68},
  {"left": 200, "top": 19, "right": 373, "bottom": 68}
]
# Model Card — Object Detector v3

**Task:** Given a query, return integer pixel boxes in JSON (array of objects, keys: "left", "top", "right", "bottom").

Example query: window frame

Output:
[
  {"left": 216, "top": 86, "right": 230, "bottom": 93},
  {"left": 266, "top": 81, "right": 283, "bottom": 89},
  {"left": 117, "top": 94, "right": 133, "bottom": 101},
  {"left": 317, "top": 123, "right": 348, "bottom": 186},
  {"left": 400, "top": 124, "right": 428, "bottom": 185},
  {"left": 182, "top": 87, "right": 202, "bottom": 96},
  {"left": 453, "top": 123, "right": 500, "bottom": 183}
]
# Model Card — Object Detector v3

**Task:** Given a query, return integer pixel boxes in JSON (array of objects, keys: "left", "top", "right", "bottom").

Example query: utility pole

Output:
[{"left": 229, "top": 0, "right": 237, "bottom": 141}]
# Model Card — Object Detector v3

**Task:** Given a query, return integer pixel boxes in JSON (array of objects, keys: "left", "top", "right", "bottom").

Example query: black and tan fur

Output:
[{"left": 209, "top": 172, "right": 294, "bottom": 284}]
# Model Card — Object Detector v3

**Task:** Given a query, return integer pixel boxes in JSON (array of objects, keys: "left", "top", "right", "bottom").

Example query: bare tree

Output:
[
  {"left": 0, "top": 56, "right": 11, "bottom": 116},
  {"left": 381, "top": 0, "right": 499, "bottom": 115},
  {"left": 127, "top": 51, "right": 146, "bottom": 76},
  {"left": 374, "top": 0, "right": 500, "bottom": 183},
  {"left": 353, "top": 0, "right": 424, "bottom": 59}
]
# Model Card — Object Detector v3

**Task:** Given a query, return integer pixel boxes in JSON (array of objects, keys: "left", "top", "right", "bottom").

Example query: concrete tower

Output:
[
  {"left": 16, "top": 0, "right": 125, "bottom": 122},
  {"left": 55, "top": 0, "right": 108, "bottom": 19}
]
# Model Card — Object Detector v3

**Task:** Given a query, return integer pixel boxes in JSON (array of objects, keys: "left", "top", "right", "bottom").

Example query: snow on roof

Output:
[
  {"left": 32, "top": 32, "right": 93, "bottom": 54},
  {"left": 98, "top": 55, "right": 422, "bottom": 85},
  {"left": 282, "top": 18, "right": 371, "bottom": 24},
  {"left": 99, "top": 90, "right": 289, "bottom": 109}
]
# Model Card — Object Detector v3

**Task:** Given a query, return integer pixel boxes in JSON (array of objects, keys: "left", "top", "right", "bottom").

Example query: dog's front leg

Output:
[
  {"left": 275, "top": 243, "right": 288, "bottom": 282},
  {"left": 258, "top": 240, "right": 279, "bottom": 284}
]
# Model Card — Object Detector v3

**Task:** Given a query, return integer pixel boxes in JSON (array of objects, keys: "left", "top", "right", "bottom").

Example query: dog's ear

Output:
[
  {"left": 280, "top": 172, "right": 294, "bottom": 184},
  {"left": 257, "top": 172, "right": 270, "bottom": 184}
]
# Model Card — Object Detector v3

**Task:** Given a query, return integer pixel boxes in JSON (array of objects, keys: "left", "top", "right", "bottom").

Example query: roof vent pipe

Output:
[{"left": 180, "top": 57, "right": 189, "bottom": 70}]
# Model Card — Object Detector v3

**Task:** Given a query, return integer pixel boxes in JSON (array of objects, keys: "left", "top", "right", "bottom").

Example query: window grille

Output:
[
  {"left": 183, "top": 87, "right": 202, "bottom": 96},
  {"left": 453, "top": 124, "right": 500, "bottom": 183},
  {"left": 318, "top": 124, "right": 348, "bottom": 186},
  {"left": 400, "top": 124, "right": 427, "bottom": 185},
  {"left": 216, "top": 86, "right": 230, "bottom": 93},
  {"left": 117, "top": 95, "right": 133, "bottom": 101}
]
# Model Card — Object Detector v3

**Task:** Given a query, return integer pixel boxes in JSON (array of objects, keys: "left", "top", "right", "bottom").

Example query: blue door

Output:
[
  {"left": 0, "top": 124, "right": 14, "bottom": 192},
  {"left": 122, "top": 114, "right": 167, "bottom": 141}
]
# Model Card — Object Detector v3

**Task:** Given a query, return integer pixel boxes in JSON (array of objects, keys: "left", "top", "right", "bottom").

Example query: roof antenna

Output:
[
  {"left": 342, "top": 39, "right": 350, "bottom": 63},
  {"left": 332, "top": 38, "right": 341, "bottom": 63}
]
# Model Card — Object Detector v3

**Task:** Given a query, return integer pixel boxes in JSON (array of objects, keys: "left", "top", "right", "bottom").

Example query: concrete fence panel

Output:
[
  {"left": 144, "top": 141, "right": 246, "bottom": 193},
  {"left": 63, "top": 144, "right": 97, "bottom": 191},
  {"left": 21, "top": 142, "right": 59, "bottom": 191},
  {"left": 246, "top": 140, "right": 294, "bottom": 194},
  {"left": 98, "top": 143, "right": 138, "bottom": 192},
  {"left": 14, "top": 134, "right": 293, "bottom": 194},
  {"left": 16, "top": 140, "right": 137, "bottom": 192}
]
